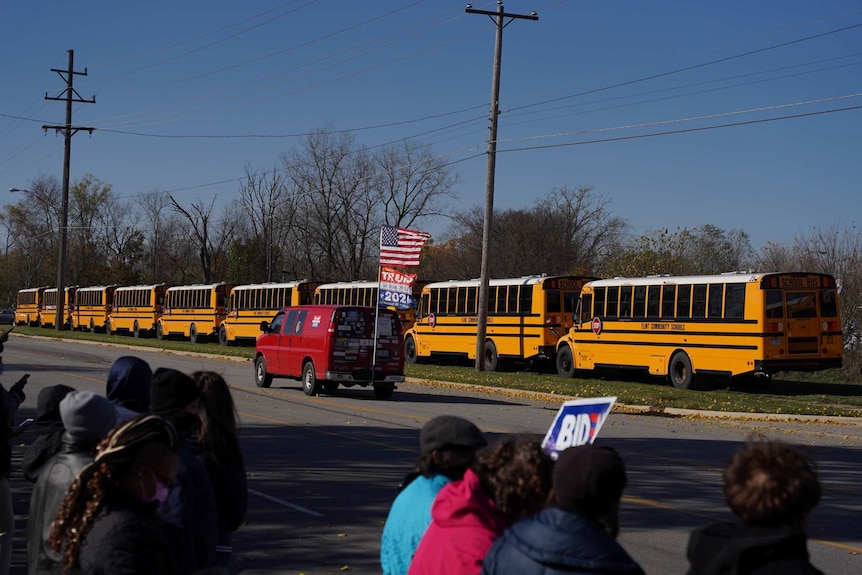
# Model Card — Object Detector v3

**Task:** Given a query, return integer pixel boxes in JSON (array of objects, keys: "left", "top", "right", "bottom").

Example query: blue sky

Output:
[{"left": 2, "top": 0, "right": 860, "bottom": 251}]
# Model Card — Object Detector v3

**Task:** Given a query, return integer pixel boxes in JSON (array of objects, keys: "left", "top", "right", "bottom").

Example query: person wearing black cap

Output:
[
  {"left": 481, "top": 444, "right": 644, "bottom": 575},
  {"left": 380, "top": 415, "right": 487, "bottom": 575},
  {"left": 149, "top": 367, "right": 217, "bottom": 575}
]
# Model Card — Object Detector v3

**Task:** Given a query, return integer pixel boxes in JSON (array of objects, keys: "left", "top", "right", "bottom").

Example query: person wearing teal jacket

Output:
[{"left": 380, "top": 416, "right": 487, "bottom": 575}]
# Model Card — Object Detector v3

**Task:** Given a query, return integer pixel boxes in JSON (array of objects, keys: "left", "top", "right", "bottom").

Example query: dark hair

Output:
[
  {"left": 191, "top": 371, "right": 243, "bottom": 467},
  {"left": 473, "top": 437, "right": 554, "bottom": 525},
  {"left": 48, "top": 414, "right": 178, "bottom": 571},
  {"left": 415, "top": 445, "right": 477, "bottom": 480},
  {"left": 724, "top": 440, "right": 821, "bottom": 527}
]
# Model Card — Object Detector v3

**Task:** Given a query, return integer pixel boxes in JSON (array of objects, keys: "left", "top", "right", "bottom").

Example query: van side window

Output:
[
  {"left": 270, "top": 311, "right": 285, "bottom": 334},
  {"left": 283, "top": 310, "right": 299, "bottom": 335}
]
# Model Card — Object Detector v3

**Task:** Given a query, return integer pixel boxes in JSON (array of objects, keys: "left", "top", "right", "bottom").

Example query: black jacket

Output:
[
  {"left": 200, "top": 443, "right": 247, "bottom": 564},
  {"left": 78, "top": 492, "right": 175, "bottom": 575},
  {"left": 686, "top": 521, "right": 824, "bottom": 575},
  {"left": 21, "top": 384, "right": 75, "bottom": 482},
  {"left": 481, "top": 506, "right": 645, "bottom": 575},
  {"left": 26, "top": 433, "right": 94, "bottom": 575}
]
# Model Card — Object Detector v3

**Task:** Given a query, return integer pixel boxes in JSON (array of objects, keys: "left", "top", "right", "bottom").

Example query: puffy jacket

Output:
[
  {"left": 106, "top": 356, "right": 152, "bottom": 413},
  {"left": 26, "top": 433, "right": 94, "bottom": 575},
  {"left": 481, "top": 506, "right": 645, "bottom": 575},
  {"left": 380, "top": 473, "right": 451, "bottom": 575},
  {"left": 408, "top": 469, "right": 508, "bottom": 575},
  {"left": 78, "top": 492, "right": 175, "bottom": 575},
  {"left": 686, "top": 521, "right": 825, "bottom": 575}
]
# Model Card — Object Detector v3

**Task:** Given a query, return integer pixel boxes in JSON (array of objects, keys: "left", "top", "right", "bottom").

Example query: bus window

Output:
[
  {"left": 467, "top": 287, "right": 477, "bottom": 314},
  {"left": 692, "top": 285, "right": 707, "bottom": 318},
  {"left": 619, "top": 286, "right": 632, "bottom": 318},
  {"left": 766, "top": 291, "right": 783, "bottom": 318},
  {"left": 607, "top": 287, "right": 619, "bottom": 319},
  {"left": 820, "top": 290, "right": 838, "bottom": 317},
  {"left": 633, "top": 286, "right": 646, "bottom": 318},
  {"left": 519, "top": 288, "right": 532, "bottom": 314},
  {"left": 594, "top": 287, "right": 606, "bottom": 317},
  {"left": 708, "top": 284, "right": 724, "bottom": 318},
  {"left": 507, "top": 286, "right": 518, "bottom": 313},
  {"left": 677, "top": 285, "right": 691, "bottom": 318},
  {"left": 488, "top": 287, "right": 497, "bottom": 313},
  {"left": 580, "top": 293, "right": 593, "bottom": 323},
  {"left": 725, "top": 284, "right": 745, "bottom": 319},
  {"left": 564, "top": 292, "right": 579, "bottom": 315},
  {"left": 546, "top": 291, "right": 561, "bottom": 314},
  {"left": 661, "top": 285, "right": 676, "bottom": 318},
  {"left": 646, "top": 286, "right": 660, "bottom": 318},
  {"left": 787, "top": 292, "right": 816, "bottom": 319}
]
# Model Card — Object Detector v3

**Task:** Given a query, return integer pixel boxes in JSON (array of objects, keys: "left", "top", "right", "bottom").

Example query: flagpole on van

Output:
[{"left": 372, "top": 264, "right": 382, "bottom": 385}]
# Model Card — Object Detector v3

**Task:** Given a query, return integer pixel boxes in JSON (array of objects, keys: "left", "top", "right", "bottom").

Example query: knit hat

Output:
[
  {"left": 552, "top": 444, "right": 627, "bottom": 517},
  {"left": 59, "top": 390, "right": 122, "bottom": 444},
  {"left": 149, "top": 368, "right": 200, "bottom": 415},
  {"left": 420, "top": 415, "right": 487, "bottom": 453}
]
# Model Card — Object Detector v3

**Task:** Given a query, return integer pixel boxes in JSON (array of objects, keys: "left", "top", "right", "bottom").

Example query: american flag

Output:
[{"left": 379, "top": 225, "right": 431, "bottom": 267}]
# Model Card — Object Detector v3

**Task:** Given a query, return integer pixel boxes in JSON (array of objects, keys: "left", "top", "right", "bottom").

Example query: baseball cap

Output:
[{"left": 420, "top": 415, "right": 487, "bottom": 453}]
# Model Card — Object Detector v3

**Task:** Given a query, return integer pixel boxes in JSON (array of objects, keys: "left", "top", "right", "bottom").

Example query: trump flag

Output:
[{"left": 379, "top": 225, "right": 430, "bottom": 267}]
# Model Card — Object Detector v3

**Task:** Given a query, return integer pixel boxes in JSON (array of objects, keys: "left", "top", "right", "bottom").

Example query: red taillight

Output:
[{"left": 767, "top": 322, "right": 782, "bottom": 332}]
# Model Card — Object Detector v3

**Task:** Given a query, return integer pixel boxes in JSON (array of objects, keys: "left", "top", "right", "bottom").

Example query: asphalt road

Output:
[{"left": 4, "top": 335, "right": 862, "bottom": 574}]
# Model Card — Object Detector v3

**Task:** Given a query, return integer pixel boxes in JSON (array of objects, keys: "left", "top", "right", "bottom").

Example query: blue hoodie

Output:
[{"left": 106, "top": 356, "right": 153, "bottom": 413}]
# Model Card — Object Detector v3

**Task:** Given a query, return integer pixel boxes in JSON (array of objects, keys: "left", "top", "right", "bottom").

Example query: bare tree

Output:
[
  {"left": 169, "top": 195, "right": 241, "bottom": 283},
  {"left": 238, "top": 164, "right": 294, "bottom": 282}
]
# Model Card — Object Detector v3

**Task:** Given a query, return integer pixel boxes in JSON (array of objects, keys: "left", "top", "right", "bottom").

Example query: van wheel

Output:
[
  {"left": 669, "top": 352, "right": 695, "bottom": 389},
  {"left": 133, "top": 320, "right": 140, "bottom": 338},
  {"left": 483, "top": 340, "right": 499, "bottom": 372},
  {"left": 219, "top": 325, "right": 230, "bottom": 346},
  {"left": 156, "top": 322, "right": 164, "bottom": 340},
  {"left": 254, "top": 355, "right": 273, "bottom": 388},
  {"left": 556, "top": 345, "right": 576, "bottom": 378},
  {"left": 405, "top": 335, "right": 418, "bottom": 364},
  {"left": 302, "top": 362, "right": 319, "bottom": 396},
  {"left": 373, "top": 384, "right": 395, "bottom": 400},
  {"left": 189, "top": 323, "right": 199, "bottom": 344}
]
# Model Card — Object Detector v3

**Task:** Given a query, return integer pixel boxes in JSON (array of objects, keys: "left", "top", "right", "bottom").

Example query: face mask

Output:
[{"left": 141, "top": 467, "right": 170, "bottom": 505}]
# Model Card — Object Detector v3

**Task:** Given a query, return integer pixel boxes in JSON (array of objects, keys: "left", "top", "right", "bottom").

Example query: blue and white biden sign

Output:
[{"left": 541, "top": 396, "right": 617, "bottom": 459}]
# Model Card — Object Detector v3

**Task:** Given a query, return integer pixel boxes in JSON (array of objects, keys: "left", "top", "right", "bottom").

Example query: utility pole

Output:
[
  {"left": 42, "top": 50, "right": 94, "bottom": 331},
  {"left": 466, "top": 2, "right": 537, "bottom": 370}
]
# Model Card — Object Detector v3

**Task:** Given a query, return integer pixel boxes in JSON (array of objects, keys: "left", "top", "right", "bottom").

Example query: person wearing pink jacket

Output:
[{"left": 408, "top": 437, "right": 553, "bottom": 575}]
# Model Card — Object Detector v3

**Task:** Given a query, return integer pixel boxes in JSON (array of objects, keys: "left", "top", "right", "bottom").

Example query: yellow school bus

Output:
[
  {"left": 157, "top": 283, "right": 232, "bottom": 343},
  {"left": 71, "top": 285, "right": 117, "bottom": 332},
  {"left": 219, "top": 280, "right": 318, "bottom": 346},
  {"left": 314, "top": 279, "right": 427, "bottom": 331},
  {"left": 108, "top": 284, "right": 169, "bottom": 337},
  {"left": 556, "top": 272, "right": 843, "bottom": 389},
  {"left": 40, "top": 286, "right": 78, "bottom": 328},
  {"left": 405, "top": 275, "right": 594, "bottom": 370},
  {"left": 15, "top": 287, "right": 47, "bottom": 327}
]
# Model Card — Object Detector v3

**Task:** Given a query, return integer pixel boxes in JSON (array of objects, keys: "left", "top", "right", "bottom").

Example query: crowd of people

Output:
[
  {"left": 0, "top": 328, "right": 830, "bottom": 574},
  {"left": 381, "top": 415, "right": 827, "bottom": 575},
  {"left": 0, "top": 336, "right": 248, "bottom": 575}
]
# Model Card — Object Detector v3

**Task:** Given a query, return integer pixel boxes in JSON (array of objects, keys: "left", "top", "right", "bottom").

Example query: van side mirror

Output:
[{"left": 260, "top": 320, "right": 270, "bottom": 333}]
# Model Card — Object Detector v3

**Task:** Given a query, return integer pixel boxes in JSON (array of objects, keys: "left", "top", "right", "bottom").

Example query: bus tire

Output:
[
  {"left": 133, "top": 320, "right": 140, "bottom": 338},
  {"left": 556, "top": 345, "right": 576, "bottom": 378},
  {"left": 373, "top": 384, "right": 395, "bottom": 400},
  {"left": 405, "top": 335, "right": 418, "bottom": 364},
  {"left": 156, "top": 322, "right": 165, "bottom": 340},
  {"left": 189, "top": 323, "right": 199, "bottom": 344},
  {"left": 669, "top": 352, "right": 694, "bottom": 389},
  {"left": 219, "top": 325, "right": 230, "bottom": 347},
  {"left": 483, "top": 340, "right": 499, "bottom": 372},
  {"left": 302, "top": 361, "right": 319, "bottom": 396},
  {"left": 254, "top": 355, "right": 273, "bottom": 388}
]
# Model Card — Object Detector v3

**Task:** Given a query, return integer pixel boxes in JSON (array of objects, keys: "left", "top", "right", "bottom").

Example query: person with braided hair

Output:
[{"left": 48, "top": 413, "right": 181, "bottom": 575}]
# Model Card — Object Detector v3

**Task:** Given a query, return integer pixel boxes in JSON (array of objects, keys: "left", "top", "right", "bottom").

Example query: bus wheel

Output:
[
  {"left": 483, "top": 340, "right": 499, "bottom": 372},
  {"left": 302, "top": 362, "right": 320, "bottom": 396},
  {"left": 669, "top": 352, "right": 694, "bottom": 389},
  {"left": 405, "top": 335, "right": 418, "bottom": 364},
  {"left": 218, "top": 325, "right": 229, "bottom": 347},
  {"left": 254, "top": 355, "right": 273, "bottom": 388},
  {"left": 189, "top": 323, "right": 199, "bottom": 344},
  {"left": 373, "top": 384, "right": 395, "bottom": 400},
  {"left": 132, "top": 320, "right": 140, "bottom": 338},
  {"left": 156, "top": 322, "right": 165, "bottom": 341},
  {"left": 556, "top": 345, "right": 576, "bottom": 378}
]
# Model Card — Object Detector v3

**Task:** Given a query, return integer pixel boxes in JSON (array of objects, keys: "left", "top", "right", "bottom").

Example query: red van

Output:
[{"left": 254, "top": 305, "right": 405, "bottom": 399}]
